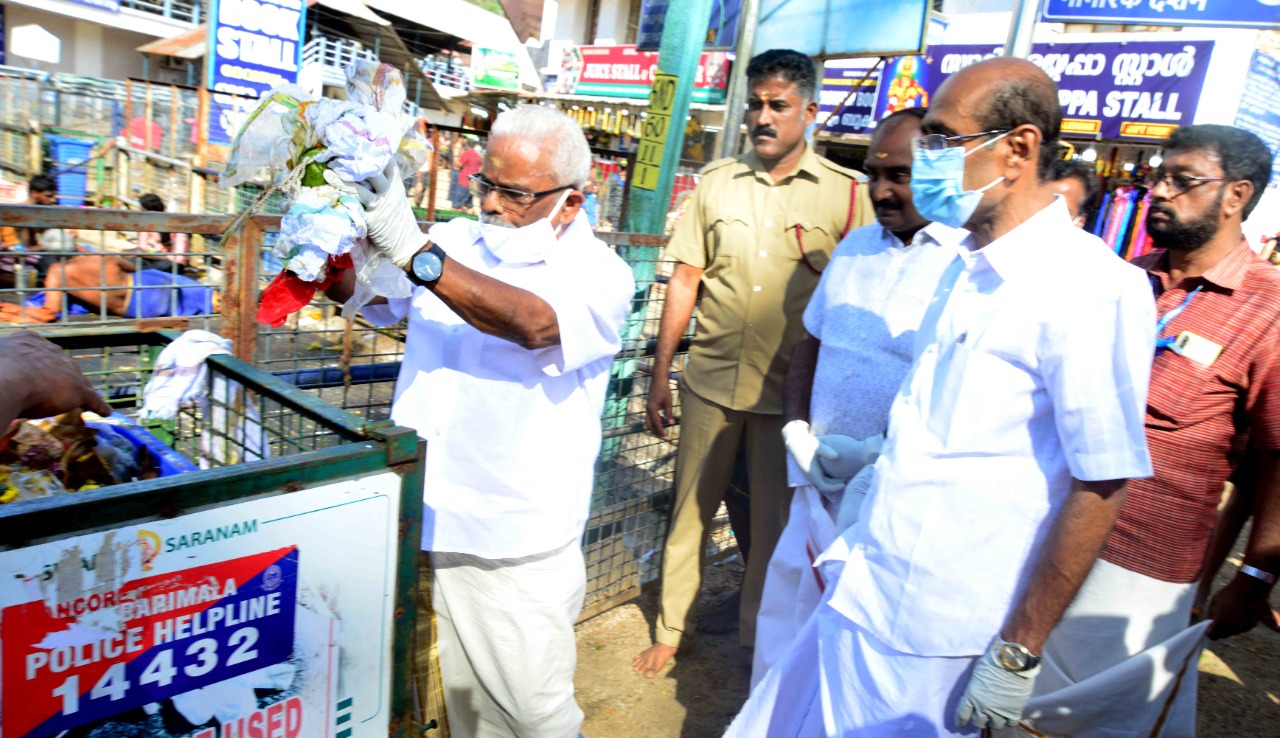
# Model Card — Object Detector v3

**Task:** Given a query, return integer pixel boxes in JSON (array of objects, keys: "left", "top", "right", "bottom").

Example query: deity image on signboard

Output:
[{"left": 885, "top": 56, "right": 929, "bottom": 114}]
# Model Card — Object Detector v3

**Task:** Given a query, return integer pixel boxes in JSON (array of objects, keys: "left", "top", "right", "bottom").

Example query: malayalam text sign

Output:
[
  {"left": 818, "top": 58, "right": 884, "bottom": 136},
  {"left": 869, "top": 41, "right": 1214, "bottom": 142},
  {"left": 205, "top": 0, "right": 307, "bottom": 98},
  {"left": 0, "top": 471, "right": 402, "bottom": 738},
  {"left": 1043, "top": 0, "right": 1280, "bottom": 30}
]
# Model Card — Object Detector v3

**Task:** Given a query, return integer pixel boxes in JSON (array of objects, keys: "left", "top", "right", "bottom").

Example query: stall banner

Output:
[
  {"left": 205, "top": 0, "right": 307, "bottom": 98},
  {"left": 0, "top": 471, "right": 403, "bottom": 738},
  {"left": 636, "top": 0, "right": 743, "bottom": 52},
  {"left": 1043, "top": 0, "right": 1280, "bottom": 30},
  {"left": 1234, "top": 33, "right": 1280, "bottom": 187},
  {"left": 817, "top": 58, "right": 883, "bottom": 136},
  {"left": 558, "top": 45, "right": 731, "bottom": 104},
  {"left": 472, "top": 47, "right": 522, "bottom": 91},
  {"left": 868, "top": 40, "right": 1214, "bottom": 142},
  {"left": 207, "top": 92, "right": 260, "bottom": 148}
]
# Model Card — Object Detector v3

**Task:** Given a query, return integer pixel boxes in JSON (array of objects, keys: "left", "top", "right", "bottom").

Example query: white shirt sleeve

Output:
[
  {"left": 537, "top": 253, "right": 635, "bottom": 377},
  {"left": 1039, "top": 274, "right": 1155, "bottom": 481},
  {"left": 360, "top": 296, "right": 411, "bottom": 327}
]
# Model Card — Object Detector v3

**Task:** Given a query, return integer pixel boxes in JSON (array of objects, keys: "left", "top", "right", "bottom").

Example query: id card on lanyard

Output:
[{"left": 1154, "top": 284, "right": 1201, "bottom": 354}]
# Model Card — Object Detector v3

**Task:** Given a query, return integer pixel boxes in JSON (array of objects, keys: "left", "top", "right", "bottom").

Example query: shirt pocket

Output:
[
  {"left": 1146, "top": 355, "right": 1223, "bottom": 430},
  {"left": 927, "top": 343, "right": 1034, "bottom": 455},
  {"left": 786, "top": 214, "right": 836, "bottom": 272},
  {"left": 706, "top": 206, "right": 752, "bottom": 266}
]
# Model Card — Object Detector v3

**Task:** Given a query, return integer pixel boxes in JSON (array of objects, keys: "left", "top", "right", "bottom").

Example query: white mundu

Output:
[
  {"left": 364, "top": 212, "right": 634, "bottom": 737},
  {"left": 755, "top": 221, "right": 966, "bottom": 686}
]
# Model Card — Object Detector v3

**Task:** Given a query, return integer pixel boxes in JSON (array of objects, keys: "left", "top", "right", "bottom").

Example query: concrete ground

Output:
[{"left": 574, "top": 544, "right": 1280, "bottom": 737}]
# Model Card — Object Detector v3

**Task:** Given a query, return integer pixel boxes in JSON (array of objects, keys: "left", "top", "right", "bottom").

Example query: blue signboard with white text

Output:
[
  {"left": 205, "top": 0, "right": 307, "bottom": 97},
  {"left": 1234, "top": 36, "right": 1280, "bottom": 186},
  {"left": 1043, "top": 0, "right": 1280, "bottom": 30}
]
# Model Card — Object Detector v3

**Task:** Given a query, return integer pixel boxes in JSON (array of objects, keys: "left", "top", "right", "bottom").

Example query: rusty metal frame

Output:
[{"left": 0, "top": 205, "right": 277, "bottom": 362}]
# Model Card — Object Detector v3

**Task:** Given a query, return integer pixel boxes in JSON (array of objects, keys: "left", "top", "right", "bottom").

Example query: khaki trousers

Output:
[{"left": 656, "top": 382, "right": 791, "bottom": 648}]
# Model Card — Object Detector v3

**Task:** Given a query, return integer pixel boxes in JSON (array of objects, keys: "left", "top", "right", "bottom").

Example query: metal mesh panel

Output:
[{"left": 0, "top": 208, "right": 232, "bottom": 334}]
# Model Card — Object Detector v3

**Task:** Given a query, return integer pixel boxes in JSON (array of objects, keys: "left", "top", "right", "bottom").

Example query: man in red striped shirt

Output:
[{"left": 1013, "top": 124, "right": 1280, "bottom": 737}]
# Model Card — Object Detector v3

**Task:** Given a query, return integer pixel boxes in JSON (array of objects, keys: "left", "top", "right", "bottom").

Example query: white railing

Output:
[{"left": 121, "top": 0, "right": 204, "bottom": 24}]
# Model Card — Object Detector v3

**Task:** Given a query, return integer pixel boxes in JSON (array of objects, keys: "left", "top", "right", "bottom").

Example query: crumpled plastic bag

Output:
[
  {"left": 220, "top": 85, "right": 311, "bottom": 188},
  {"left": 92, "top": 424, "right": 139, "bottom": 484},
  {"left": 222, "top": 60, "right": 430, "bottom": 324}
]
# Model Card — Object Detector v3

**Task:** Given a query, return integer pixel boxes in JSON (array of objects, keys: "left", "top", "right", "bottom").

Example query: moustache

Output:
[
  {"left": 1147, "top": 204, "right": 1177, "bottom": 220},
  {"left": 752, "top": 126, "right": 777, "bottom": 138}
]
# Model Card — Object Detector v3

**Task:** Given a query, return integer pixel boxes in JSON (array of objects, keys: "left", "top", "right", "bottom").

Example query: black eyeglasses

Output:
[
  {"left": 470, "top": 174, "right": 573, "bottom": 207},
  {"left": 1143, "top": 172, "right": 1226, "bottom": 194},
  {"left": 912, "top": 129, "right": 1011, "bottom": 152}
]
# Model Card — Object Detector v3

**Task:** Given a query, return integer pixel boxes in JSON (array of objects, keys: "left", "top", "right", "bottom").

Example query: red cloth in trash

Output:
[{"left": 256, "top": 254, "right": 353, "bottom": 327}]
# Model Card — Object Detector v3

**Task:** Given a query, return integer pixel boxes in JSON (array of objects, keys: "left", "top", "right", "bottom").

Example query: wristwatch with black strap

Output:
[
  {"left": 407, "top": 242, "right": 448, "bottom": 287},
  {"left": 994, "top": 639, "right": 1041, "bottom": 673}
]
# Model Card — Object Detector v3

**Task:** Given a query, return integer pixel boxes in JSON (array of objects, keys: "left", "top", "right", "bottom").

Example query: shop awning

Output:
[
  {"left": 136, "top": 25, "right": 208, "bottom": 59},
  {"left": 311, "top": 0, "right": 390, "bottom": 26},
  {"left": 366, "top": 0, "right": 522, "bottom": 53}
]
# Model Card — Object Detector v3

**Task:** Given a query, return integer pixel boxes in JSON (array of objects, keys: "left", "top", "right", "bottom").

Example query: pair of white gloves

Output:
[
  {"left": 781, "top": 420, "right": 882, "bottom": 496},
  {"left": 783, "top": 420, "right": 1040, "bottom": 731}
]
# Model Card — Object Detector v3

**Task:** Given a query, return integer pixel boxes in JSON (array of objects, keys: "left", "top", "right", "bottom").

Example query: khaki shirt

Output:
[{"left": 667, "top": 144, "right": 872, "bottom": 413}]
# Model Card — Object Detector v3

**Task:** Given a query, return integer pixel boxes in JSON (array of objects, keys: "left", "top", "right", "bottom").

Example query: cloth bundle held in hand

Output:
[{"left": 221, "top": 60, "right": 431, "bottom": 326}]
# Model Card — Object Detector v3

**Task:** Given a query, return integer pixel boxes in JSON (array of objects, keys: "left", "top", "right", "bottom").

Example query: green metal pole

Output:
[{"left": 595, "top": 1, "right": 718, "bottom": 509}]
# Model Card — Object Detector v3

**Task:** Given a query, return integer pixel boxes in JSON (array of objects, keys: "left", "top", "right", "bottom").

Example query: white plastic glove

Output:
[
  {"left": 782, "top": 420, "right": 844, "bottom": 494},
  {"left": 818, "top": 433, "right": 884, "bottom": 480},
  {"left": 325, "top": 163, "right": 425, "bottom": 268},
  {"left": 955, "top": 640, "right": 1041, "bottom": 731}
]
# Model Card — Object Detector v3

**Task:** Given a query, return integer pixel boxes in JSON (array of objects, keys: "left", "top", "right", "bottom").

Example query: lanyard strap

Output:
[{"left": 1155, "top": 284, "right": 1202, "bottom": 351}]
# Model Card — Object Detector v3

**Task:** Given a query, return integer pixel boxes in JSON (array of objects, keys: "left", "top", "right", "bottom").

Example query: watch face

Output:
[
  {"left": 412, "top": 250, "right": 444, "bottom": 283},
  {"left": 998, "top": 643, "right": 1029, "bottom": 671}
]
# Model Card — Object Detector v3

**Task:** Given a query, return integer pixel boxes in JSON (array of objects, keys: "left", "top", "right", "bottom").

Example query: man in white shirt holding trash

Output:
[
  {"left": 730, "top": 57, "right": 1156, "bottom": 737},
  {"left": 755, "top": 106, "right": 968, "bottom": 684},
  {"left": 325, "top": 106, "right": 634, "bottom": 737}
]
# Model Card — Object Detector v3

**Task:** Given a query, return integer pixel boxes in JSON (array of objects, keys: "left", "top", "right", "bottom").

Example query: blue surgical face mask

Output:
[{"left": 909, "top": 132, "right": 1010, "bottom": 228}]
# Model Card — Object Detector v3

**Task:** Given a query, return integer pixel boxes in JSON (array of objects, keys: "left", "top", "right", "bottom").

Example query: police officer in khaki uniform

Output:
[{"left": 634, "top": 49, "right": 872, "bottom": 678}]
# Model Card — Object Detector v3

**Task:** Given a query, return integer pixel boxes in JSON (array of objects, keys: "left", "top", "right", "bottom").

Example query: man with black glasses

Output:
[
  {"left": 1010, "top": 124, "right": 1280, "bottom": 738},
  {"left": 325, "top": 105, "right": 634, "bottom": 737}
]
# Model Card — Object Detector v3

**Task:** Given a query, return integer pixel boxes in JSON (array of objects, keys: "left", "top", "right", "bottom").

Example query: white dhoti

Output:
[
  {"left": 430, "top": 541, "right": 585, "bottom": 738},
  {"left": 1004, "top": 558, "right": 1206, "bottom": 738},
  {"left": 752, "top": 486, "right": 838, "bottom": 687},
  {"left": 728, "top": 599, "right": 982, "bottom": 738}
]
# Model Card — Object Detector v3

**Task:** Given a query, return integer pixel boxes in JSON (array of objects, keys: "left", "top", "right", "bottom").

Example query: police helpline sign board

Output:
[
  {"left": 204, "top": 0, "right": 307, "bottom": 98},
  {"left": 0, "top": 471, "right": 402, "bottom": 738}
]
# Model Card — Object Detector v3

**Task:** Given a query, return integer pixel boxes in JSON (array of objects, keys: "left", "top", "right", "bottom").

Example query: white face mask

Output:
[{"left": 477, "top": 189, "right": 573, "bottom": 264}]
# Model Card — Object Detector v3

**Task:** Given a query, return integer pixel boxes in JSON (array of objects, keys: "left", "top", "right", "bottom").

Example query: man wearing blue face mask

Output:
[
  {"left": 726, "top": 57, "right": 1157, "bottom": 737},
  {"left": 325, "top": 106, "right": 635, "bottom": 737}
]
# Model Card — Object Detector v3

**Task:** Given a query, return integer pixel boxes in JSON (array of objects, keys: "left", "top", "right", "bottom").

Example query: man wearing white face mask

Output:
[
  {"left": 726, "top": 58, "right": 1156, "bottom": 738},
  {"left": 326, "top": 106, "right": 634, "bottom": 737}
]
